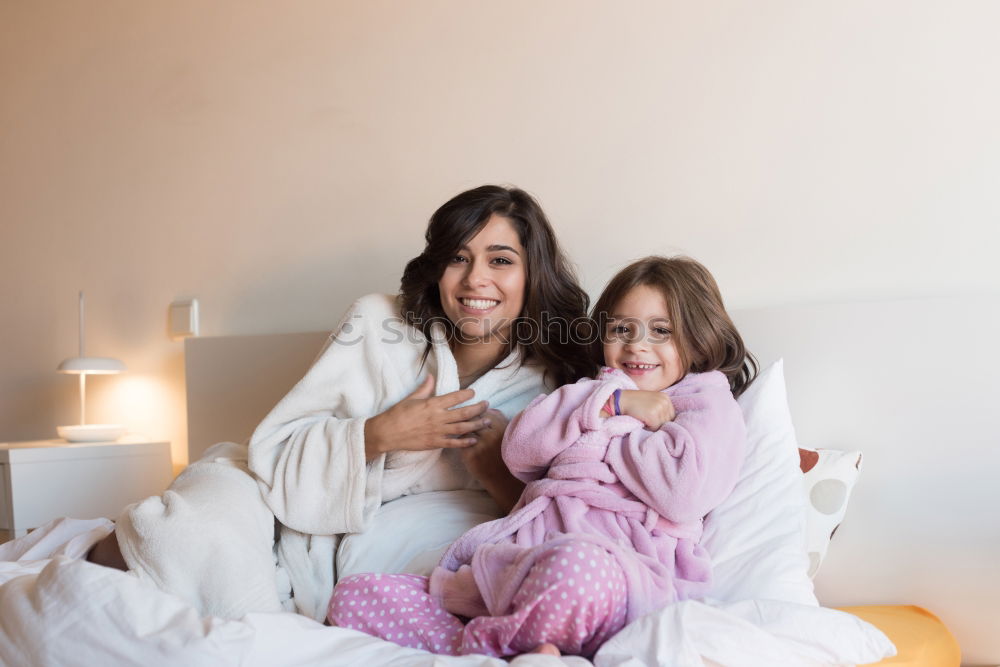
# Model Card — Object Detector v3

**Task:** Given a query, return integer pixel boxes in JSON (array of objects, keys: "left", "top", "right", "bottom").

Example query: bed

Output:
[{"left": 1, "top": 295, "right": 995, "bottom": 666}]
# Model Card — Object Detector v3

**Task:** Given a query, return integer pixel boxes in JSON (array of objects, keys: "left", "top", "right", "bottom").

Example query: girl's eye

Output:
[
  {"left": 450, "top": 255, "right": 469, "bottom": 264},
  {"left": 653, "top": 327, "right": 672, "bottom": 337},
  {"left": 492, "top": 256, "right": 513, "bottom": 265}
]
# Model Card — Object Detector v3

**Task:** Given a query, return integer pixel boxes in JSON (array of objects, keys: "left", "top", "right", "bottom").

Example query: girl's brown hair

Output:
[
  {"left": 399, "top": 185, "right": 597, "bottom": 387},
  {"left": 590, "top": 256, "right": 757, "bottom": 397}
]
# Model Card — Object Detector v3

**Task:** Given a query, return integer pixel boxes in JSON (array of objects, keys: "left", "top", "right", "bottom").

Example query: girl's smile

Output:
[{"left": 620, "top": 361, "right": 662, "bottom": 375}]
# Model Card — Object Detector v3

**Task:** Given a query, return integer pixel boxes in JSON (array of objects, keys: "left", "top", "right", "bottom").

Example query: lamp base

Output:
[{"left": 57, "top": 424, "right": 126, "bottom": 443}]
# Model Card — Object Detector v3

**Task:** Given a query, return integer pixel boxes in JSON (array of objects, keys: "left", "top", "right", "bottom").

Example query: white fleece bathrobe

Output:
[{"left": 116, "top": 294, "right": 550, "bottom": 622}]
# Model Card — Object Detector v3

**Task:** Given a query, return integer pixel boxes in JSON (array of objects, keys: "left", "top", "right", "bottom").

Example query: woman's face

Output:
[
  {"left": 602, "top": 284, "right": 686, "bottom": 391},
  {"left": 437, "top": 214, "right": 527, "bottom": 346}
]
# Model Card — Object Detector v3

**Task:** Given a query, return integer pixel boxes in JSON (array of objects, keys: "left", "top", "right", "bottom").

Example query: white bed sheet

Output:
[{"left": 0, "top": 518, "right": 892, "bottom": 667}]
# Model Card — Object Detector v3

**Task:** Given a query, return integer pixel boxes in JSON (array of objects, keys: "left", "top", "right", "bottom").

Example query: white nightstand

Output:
[{"left": 0, "top": 436, "right": 172, "bottom": 538}]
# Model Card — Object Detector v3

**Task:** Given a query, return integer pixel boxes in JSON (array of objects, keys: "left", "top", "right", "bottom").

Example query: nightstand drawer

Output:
[{"left": 0, "top": 439, "right": 172, "bottom": 537}]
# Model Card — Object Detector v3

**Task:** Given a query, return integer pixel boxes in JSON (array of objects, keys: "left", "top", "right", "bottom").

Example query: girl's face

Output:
[
  {"left": 437, "top": 214, "right": 527, "bottom": 345},
  {"left": 602, "top": 284, "right": 686, "bottom": 391}
]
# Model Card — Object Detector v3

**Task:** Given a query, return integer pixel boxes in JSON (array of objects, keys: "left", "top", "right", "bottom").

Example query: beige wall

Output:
[{"left": 2, "top": 1, "right": 999, "bottom": 465}]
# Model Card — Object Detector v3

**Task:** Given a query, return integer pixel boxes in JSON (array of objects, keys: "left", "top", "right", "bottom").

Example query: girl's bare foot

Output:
[{"left": 529, "top": 643, "right": 560, "bottom": 656}]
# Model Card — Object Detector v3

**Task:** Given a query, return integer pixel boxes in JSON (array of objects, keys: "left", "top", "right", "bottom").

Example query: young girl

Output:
[{"left": 328, "top": 256, "right": 756, "bottom": 658}]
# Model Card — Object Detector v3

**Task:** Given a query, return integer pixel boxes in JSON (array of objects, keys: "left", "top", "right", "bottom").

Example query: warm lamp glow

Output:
[
  {"left": 107, "top": 374, "right": 182, "bottom": 461},
  {"left": 108, "top": 374, "right": 169, "bottom": 426}
]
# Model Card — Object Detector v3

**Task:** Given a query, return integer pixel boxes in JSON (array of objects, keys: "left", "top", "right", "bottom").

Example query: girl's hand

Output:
[
  {"left": 363, "top": 375, "right": 491, "bottom": 460},
  {"left": 459, "top": 409, "right": 525, "bottom": 513},
  {"left": 612, "top": 390, "right": 676, "bottom": 430}
]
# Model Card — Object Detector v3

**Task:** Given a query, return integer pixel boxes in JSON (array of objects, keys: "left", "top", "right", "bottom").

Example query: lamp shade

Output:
[{"left": 57, "top": 356, "right": 126, "bottom": 374}]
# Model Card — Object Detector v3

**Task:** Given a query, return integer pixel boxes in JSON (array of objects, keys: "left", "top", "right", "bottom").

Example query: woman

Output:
[{"left": 92, "top": 185, "right": 596, "bottom": 622}]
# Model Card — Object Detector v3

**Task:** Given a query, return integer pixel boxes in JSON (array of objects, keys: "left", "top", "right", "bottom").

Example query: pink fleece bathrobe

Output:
[{"left": 330, "top": 368, "right": 746, "bottom": 657}]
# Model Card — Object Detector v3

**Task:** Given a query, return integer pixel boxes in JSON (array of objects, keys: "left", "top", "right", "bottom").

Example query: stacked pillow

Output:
[
  {"left": 702, "top": 359, "right": 863, "bottom": 602},
  {"left": 701, "top": 360, "right": 817, "bottom": 604}
]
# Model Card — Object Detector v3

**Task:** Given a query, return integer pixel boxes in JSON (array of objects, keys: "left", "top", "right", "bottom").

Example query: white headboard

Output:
[
  {"left": 183, "top": 295, "right": 999, "bottom": 664},
  {"left": 184, "top": 331, "right": 329, "bottom": 461}
]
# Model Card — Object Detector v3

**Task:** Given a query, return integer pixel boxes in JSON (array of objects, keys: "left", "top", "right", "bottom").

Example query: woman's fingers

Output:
[
  {"left": 443, "top": 417, "right": 491, "bottom": 436},
  {"left": 406, "top": 374, "right": 436, "bottom": 400},
  {"left": 431, "top": 387, "right": 477, "bottom": 409},
  {"left": 371, "top": 385, "right": 492, "bottom": 454},
  {"left": 444, "top": 400, "right": 490, "bottom": 423},
  {"left": 439, "top": 434, "right": 478, "bottom": 448},
  {"left": 483, "top": 408, "right": 508, "bottom": 427}
]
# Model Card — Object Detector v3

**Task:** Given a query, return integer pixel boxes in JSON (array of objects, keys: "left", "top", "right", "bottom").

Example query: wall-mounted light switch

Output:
[{"left": 169, "top": 299, "right": 199, "bottom": 340}]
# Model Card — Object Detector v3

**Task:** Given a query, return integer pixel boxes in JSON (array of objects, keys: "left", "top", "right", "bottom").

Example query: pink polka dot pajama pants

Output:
[{"left": 328, "top": 540, "right": 628, "bottom": 658}]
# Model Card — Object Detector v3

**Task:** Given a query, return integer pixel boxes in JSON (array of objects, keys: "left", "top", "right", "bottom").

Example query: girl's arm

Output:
[
  {"left": 502, "top": 378, "right": 611, "bottom": 482},
  {"left": 606, "top": 375, "right": 747, "bottom": 524}
]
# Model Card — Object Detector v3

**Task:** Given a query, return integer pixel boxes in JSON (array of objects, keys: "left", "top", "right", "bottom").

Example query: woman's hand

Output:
[
  {"left": 363, "top": 375, "right": 491, "bottom": 460},
  {"left": 608, "top": 390, "right": 676, "bottom": 430},
  {"left": 459, "top": 409, "right": 525, "bottom": 513}
]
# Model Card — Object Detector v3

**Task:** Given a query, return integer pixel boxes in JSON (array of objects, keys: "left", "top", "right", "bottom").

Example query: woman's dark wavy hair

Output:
[
  {"left": 399, "top": 185, "right": 597, "bottom": 387},
  {"left": 590, "top": 256, "right": 758, "bottom": 397}
]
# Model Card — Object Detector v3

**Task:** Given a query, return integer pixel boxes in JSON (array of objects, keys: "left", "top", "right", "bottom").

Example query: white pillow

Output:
[
  {"left": 701, "top": 359, "right": 817, "bottom": 605},
  {"left": 336, "top": 490, "right": 501, "bottom": 580}
]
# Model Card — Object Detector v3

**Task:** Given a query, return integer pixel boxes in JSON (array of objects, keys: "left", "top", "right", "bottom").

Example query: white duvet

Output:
[
  {"left": 0, "top": 363, "right": 895, "bottom": 665},
  {"left": 0, "top": 519, "right": 888, "bottom": 667}
]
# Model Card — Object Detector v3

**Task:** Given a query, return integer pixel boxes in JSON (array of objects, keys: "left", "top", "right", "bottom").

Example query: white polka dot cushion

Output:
[{"left": 798, "top": 446, "right": 863, "bottom": 578}]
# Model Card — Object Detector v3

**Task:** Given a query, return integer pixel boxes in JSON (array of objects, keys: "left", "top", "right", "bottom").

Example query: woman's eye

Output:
[
  {"left": 492, "top": 256, "right": 513, "bottom": 265},
  {"left": 451, "top": 255, "right": 469, "bottom": 264}
]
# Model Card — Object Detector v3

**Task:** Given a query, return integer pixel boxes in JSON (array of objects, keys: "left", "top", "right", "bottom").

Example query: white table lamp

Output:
[{"left": 57, "top": 291, "right": 127, "bottom": 442}]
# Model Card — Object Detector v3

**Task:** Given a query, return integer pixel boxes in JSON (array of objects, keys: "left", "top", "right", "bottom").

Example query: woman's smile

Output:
[{"left": 458, "top": 297, "right": 501, "bottom": 312}]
